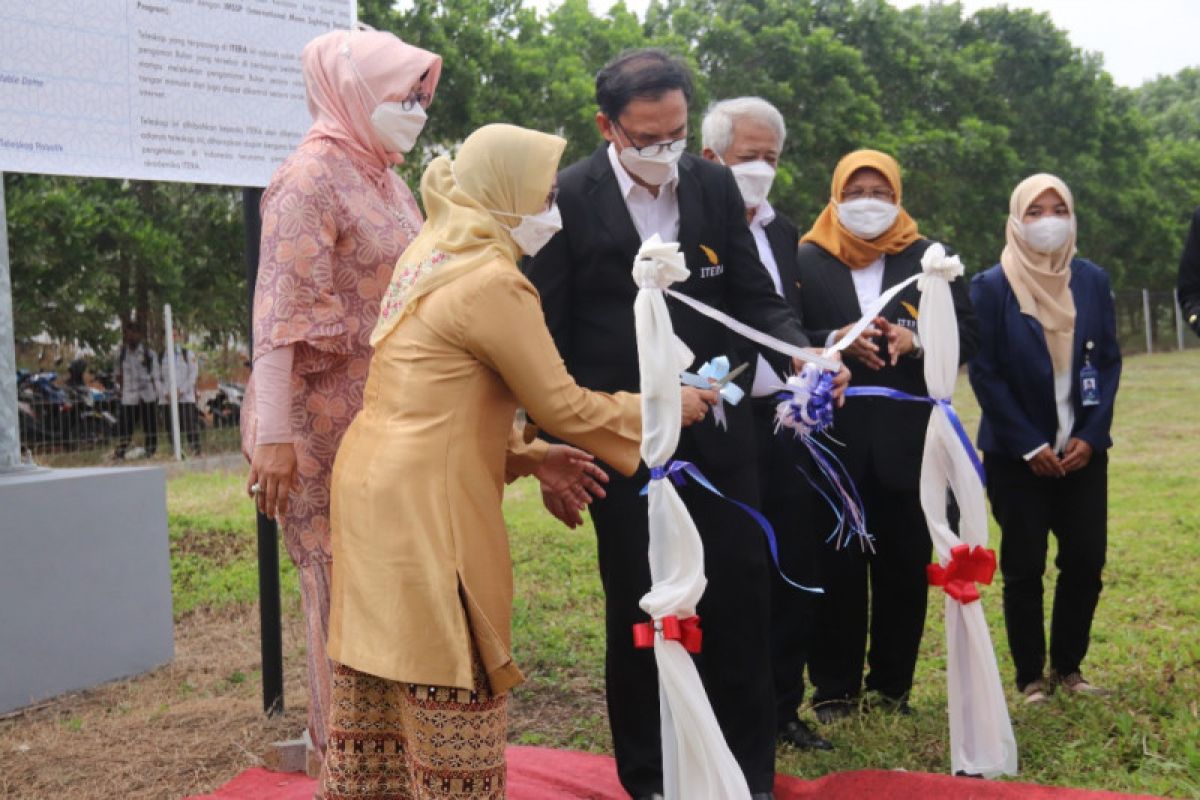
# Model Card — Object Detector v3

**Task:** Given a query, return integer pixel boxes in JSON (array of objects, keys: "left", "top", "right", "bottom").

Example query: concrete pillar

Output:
[{"left": 0, "top": 173, "right": 26, "bottom": 473}]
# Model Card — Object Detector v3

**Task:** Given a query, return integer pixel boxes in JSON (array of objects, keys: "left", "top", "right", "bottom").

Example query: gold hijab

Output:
[
  {"left": 371, "top": 124, "right": 566, "bottom": 345},
  {"left": 1000, "top": 173, "right": 1078, "bottom": 376},
  {"left": 800, "top": 149, "right": 922, "bottom": 269}
]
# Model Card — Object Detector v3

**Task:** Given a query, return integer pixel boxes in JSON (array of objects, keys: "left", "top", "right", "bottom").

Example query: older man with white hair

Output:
[{"left": 702, "top": 96, "right": 834, "bottom": 753}]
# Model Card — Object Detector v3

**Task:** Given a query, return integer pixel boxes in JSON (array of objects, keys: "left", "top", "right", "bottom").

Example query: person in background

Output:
[
  {"left": 969, "top": 173, "right": 1121, "bottom": 704},
  {"left": 1175, "top": 206, "right": 1200, "bottom": 337},
  {"left": 114, "top": 320, "right": 159, "bottom": 459},
  {"left": 241, "top": 27, "right": 443, "bottom": 766},
  {"left": 796, "top": 150, "right": 979, "bottom": 723},
  {"left": 158, "top": 328, "right": 201, "bottom": 455},
  {"left": 526, "top": 49, "right": 846, "bottom": 800},
  {"left": 322, "top": 123, "right": 653, "bottom": 800},
  {"left": 699, "top": 96, "right": 832, "bottom": 754}
]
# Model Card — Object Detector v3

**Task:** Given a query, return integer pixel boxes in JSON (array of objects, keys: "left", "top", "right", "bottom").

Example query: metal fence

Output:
[
  {"left": 1113, "top": 290, "right": 1199, "bottom": 355},
  {"left": 14, "top": 289, "right": 1197, "bottom": 466},
  {"left": 15, "top": 372, "right": 244, "bottom": 466},
  {"left": 14, "top": 303, "right": 250, "bottom": 466}
]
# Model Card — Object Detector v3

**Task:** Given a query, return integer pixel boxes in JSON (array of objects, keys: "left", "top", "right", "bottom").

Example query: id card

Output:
[{"left": 1079, "top": 364, "right": 1100, "bottom": 407}]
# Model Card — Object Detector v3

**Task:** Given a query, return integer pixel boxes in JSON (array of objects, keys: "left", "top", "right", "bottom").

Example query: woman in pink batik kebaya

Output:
[{"left": 242, "top": 27, "right": 442, "bottom": 763}]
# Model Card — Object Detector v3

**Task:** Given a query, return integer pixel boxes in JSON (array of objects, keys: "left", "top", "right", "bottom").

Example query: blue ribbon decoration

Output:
[
  {"left": 641, "top": 460, "right": 823, "bottom": 594},
  {"left": 772, "top": 368, "right": 873, "bottom": 552},
  {"left": 843, "top": 386, "right": 985, "bottom": 485},
  {"left": 681, "top": 356, "right": 745, "bottom": 431},
  {"left": 801, "top": 434, "right": 874, "bottom": 552},
  {"left": 679, "top": 356, "right": 745, "bottom": 406}
]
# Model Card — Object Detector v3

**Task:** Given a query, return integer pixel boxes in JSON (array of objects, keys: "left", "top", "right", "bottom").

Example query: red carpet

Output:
[{"left": 187, "top": 745, "right": 1163, "bottom": 799}]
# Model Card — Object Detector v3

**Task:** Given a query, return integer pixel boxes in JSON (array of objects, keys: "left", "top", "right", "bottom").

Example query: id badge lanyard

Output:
[{"left": 1079, "top": 340, "right": 1100, "bottom": 407}]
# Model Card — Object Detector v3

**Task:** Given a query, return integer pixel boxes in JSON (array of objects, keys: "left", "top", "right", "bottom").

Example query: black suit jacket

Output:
[
  {"left": 765, "top": 212, "right": 803, "bottom": 308},
  {"left": 735, "top": 210, "right": 803, "bottom": 388},
  {"left": 1177, "top": 206, "right": 1200, "bottom": 332},
  {"left": 795, "top": 239, "right": 980, "bottom": 490},
  {"left": 525, "top": 147, "right": 809, "bottom": 469}
]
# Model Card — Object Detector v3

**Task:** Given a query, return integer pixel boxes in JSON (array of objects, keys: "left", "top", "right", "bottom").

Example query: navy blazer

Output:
[{"left": 968, "top": 259, "right": 1121, "bottom": 460}]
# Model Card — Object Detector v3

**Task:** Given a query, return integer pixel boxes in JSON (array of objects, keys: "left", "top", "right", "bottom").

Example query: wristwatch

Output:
[{"left": 908, "top": 331, "right": 924, "bottom": 359}]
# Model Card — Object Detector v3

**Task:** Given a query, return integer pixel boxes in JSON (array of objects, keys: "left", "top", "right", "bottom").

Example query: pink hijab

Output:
[{"left": 300, "top": 28, "right": 442, "bottom": 175}]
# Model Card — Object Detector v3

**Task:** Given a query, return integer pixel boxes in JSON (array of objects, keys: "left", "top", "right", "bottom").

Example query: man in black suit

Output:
[
  {"left": 699, "top": 96, "right": 833, "bottom": 754},
  {"left": 526, "top": 50, "right": 844, "bottom": 800},
  {"left": 1177, "top": 206, "right": 1200, "bottom": 337},
  {"left": 793, "top": 153, "right": 979, "bottom": 721}
]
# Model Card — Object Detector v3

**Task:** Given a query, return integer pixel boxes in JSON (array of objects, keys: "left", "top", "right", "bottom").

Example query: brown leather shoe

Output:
[{"left": 1052, "top": 670, "right": 1110, "bottom": 696}]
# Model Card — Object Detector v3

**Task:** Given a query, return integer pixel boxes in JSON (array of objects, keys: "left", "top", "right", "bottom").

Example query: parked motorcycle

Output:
[
  {"left": 206, "top": 384, "right": 242, "bottom": 429},
  {"left": 65, "top": 358, "right": 119, "bottom": 446},
  {"left": 19, "top": 369, "right": 75, "bottom": 445}
]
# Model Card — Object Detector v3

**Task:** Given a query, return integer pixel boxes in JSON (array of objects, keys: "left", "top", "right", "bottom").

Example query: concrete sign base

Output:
[{"left": 0, "top": 466, "right": 174, "bottom": 714}]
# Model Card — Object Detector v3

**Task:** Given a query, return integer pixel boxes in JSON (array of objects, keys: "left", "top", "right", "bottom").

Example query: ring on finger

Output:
[{"left": 250, "top": 482, "right": 262, "bottom": 495}]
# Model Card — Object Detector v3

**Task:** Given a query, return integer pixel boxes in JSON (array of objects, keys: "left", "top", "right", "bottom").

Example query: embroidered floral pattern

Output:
[
  {"left": 244, "top": 137, "right": 423, "bottom": 568},
  {"left": 376, "top": 249, "right": 451, "bottom": 338},
  {"left": 240, "top": 138, "right": 423, "bottom": 751}
]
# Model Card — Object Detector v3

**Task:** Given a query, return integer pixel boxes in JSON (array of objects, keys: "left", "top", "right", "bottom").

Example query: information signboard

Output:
[{"left": 0, "top": 0, "right": 355, "bottom": 187}]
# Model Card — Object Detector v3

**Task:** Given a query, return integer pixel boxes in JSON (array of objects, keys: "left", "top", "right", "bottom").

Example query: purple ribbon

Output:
[
  {"left": 843, "top": 386, "right": 985, "bottom": 485},
  {"left": 642, "top": 460, "right": 822, "bottom": 594}
]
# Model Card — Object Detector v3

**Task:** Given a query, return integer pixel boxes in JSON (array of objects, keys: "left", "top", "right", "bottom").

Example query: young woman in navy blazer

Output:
[{"left": 968, "top": 173, "right": 1122, "bottom": 704}]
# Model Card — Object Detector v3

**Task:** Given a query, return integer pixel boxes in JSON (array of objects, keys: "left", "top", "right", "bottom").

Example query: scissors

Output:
[{"left": 712, "top": 361, "right": 748, "bottom": 387}]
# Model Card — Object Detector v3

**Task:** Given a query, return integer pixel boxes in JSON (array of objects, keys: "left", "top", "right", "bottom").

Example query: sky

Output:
[{"left": 538, "top": 0, "right": 1196, "bottom": 88}]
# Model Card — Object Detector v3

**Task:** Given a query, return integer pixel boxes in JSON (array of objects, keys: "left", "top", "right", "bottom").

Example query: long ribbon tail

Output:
[
  {"left": 645, "top": 460, "right": 824, "bottom": 594},
  {"left": 805, "top": 434, "right": 874, "bottom": 552},
  {"left": 843, "top": 386, "right": 985, "bottom": 484},
  {"left": 663, "top": 289, "right": 839, "bottom": 371}
]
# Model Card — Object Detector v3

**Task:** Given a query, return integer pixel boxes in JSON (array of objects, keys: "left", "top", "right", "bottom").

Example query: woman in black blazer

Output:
[
  {"left": 968, "top": 173, "right": 1121, "bottom": 704},
  {"left": 797, "top": 150, "right": 979, "bottom": 721}
]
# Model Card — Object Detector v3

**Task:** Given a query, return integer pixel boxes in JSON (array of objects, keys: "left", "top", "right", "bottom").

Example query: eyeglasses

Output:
[
  {"left": 841, "top": 187, "right": 896, "bottom": 202},
  {"left": 615, "top": 122, "right": 687, "bottom": 157},
  {"left": 399, "top": 89, "right": 430, "bottom": 111}
]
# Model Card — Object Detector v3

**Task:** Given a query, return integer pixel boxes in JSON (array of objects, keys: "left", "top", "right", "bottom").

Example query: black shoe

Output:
[
  {"left": 778, "top": 719, "right": 834, "bottom": 751},
  {"left": 813, "top": 699, "right": 855, "bottom": 724}
]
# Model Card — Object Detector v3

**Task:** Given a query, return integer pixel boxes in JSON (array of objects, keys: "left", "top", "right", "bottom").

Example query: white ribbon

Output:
[
  {"left": 916, "top": 243, "right": 1018, "bottom": 777},
  {"left": 663, "top": 289, "right": 839, "bottom": 372},
  {"left": 632, "top": 235, "right": 751, "bottom": 800}
]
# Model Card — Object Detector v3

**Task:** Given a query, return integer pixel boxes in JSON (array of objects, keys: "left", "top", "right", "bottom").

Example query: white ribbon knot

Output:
[
  {"left": 632, "top": 234, "right": 690, "bottom": 289},
  {"left": 918, "top": 242, "right": 965, "bottom": 292}
]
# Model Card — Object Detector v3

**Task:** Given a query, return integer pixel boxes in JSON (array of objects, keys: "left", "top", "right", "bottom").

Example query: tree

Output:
[{"left": 6, "top": 174, "right": 245, "bottom": 353}]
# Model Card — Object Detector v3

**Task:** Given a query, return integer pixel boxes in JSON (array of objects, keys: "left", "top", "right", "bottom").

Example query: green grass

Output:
[
  {"left": 166, "top": 349, "right": 1200, "bottom": 796},
  {"left": 166, "top": 470, "right": 299, "bottom": 616}
]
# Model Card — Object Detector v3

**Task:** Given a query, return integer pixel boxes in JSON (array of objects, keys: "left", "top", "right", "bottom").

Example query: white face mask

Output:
[
  {"left": 343, "top": 36, "right": 427, "bottom": 154},
  {"left": 449, "top": 161, "right": 562, "bottom": 256},
  {"left": 836, "top": 197, "right": 900, "bottom": 240},
  {"left": 370, "top": 103, "right": 426, "bottom": 154},
  {"left": 1021, "top": 216, "right": 1074, "bottom": 253},
  {"left": 616, "top": 132, "right": 683, "bottom": 186},
  {"left": 501, "top": 205, "right": 563, "bottom": 257},
  {"left": 725, "top": 159, "right": 776, "bottom": 209}
]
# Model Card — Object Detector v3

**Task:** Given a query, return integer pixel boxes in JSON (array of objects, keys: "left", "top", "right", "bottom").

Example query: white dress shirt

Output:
[
  {"left": 606, "top": 143, "right": 680, "bottom": 243},
  {"left": 825, "top": 255, "right": 887, "bottom": 347},
  {"left": 747, "top": 202, "right": 786, "bottom": 398},
  {"left": 159, "top": 347, "right": 198, "bottom": 404},
  {"left": 116, "top": 342, "right": 161, "bottom": 405},
  {"left": 1024, "top": 370, "right": 1075, "bottom": 460}
]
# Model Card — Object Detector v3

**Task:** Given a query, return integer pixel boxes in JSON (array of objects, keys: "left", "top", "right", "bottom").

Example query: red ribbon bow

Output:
[
  {"left": 927, "top": 544, "right": 997, "bottom": 604},
  {"left": 632, "top": 614, "right": 703, "bottom": 653}
]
